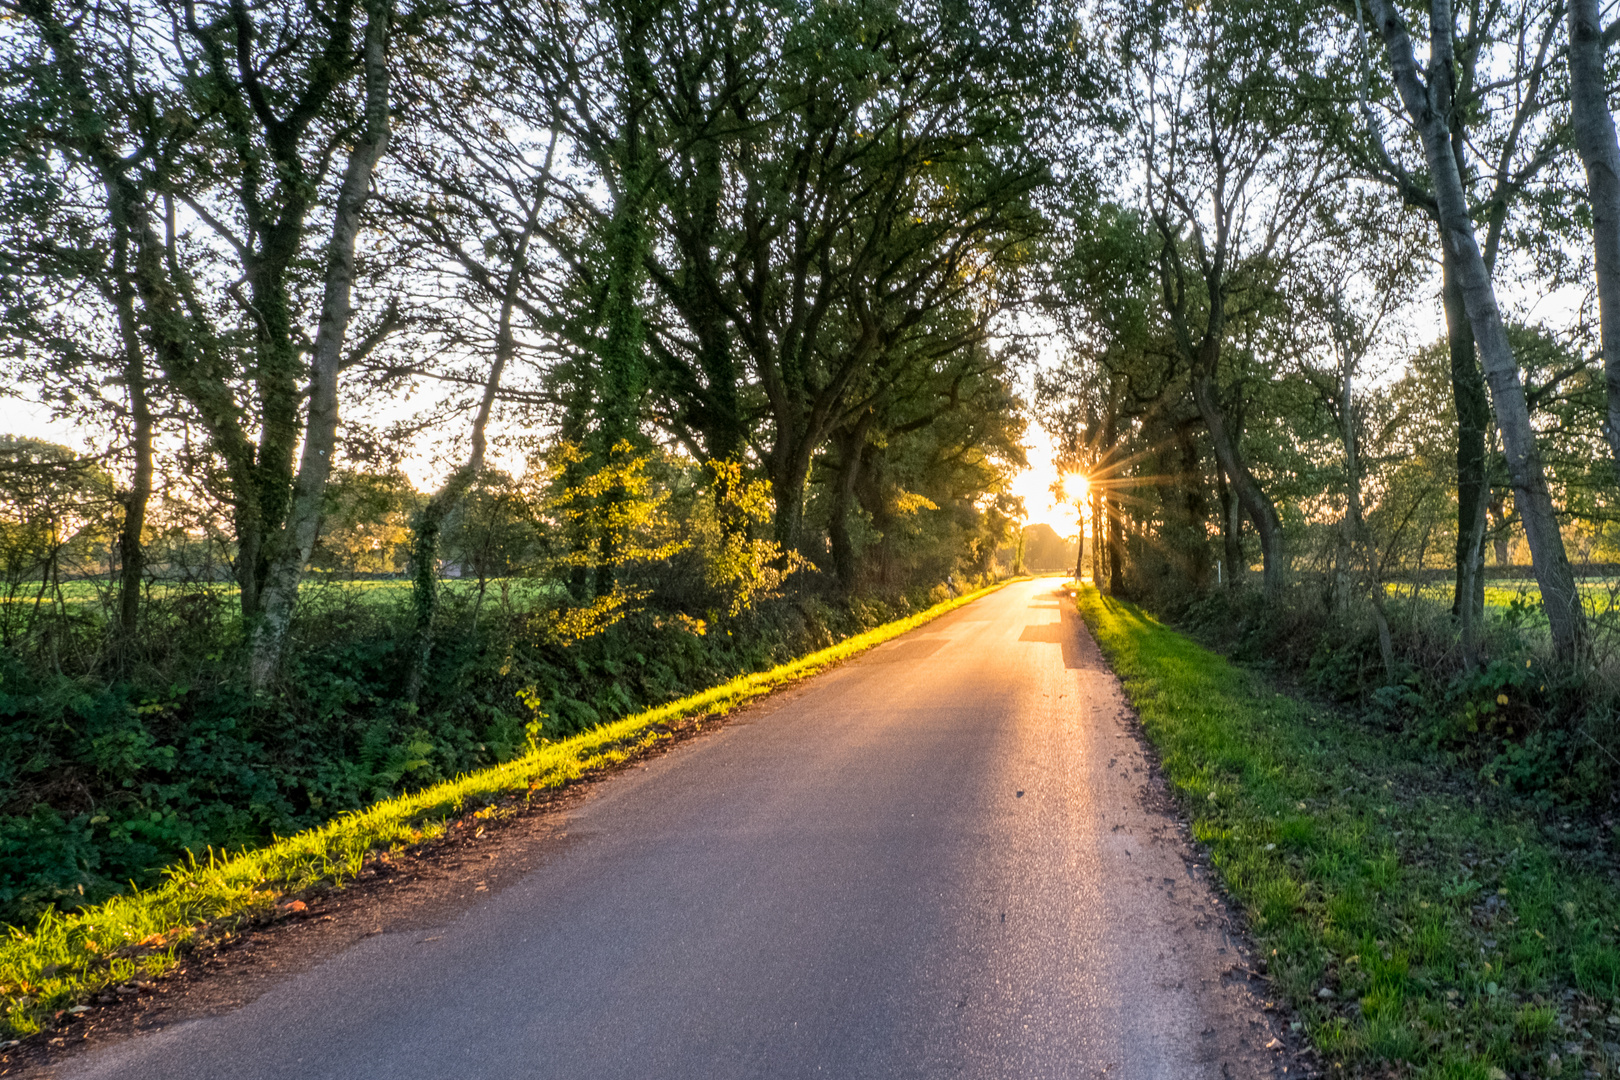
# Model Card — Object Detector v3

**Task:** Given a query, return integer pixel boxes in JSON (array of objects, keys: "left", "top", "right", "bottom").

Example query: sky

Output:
[{"left": 1010, "top": 421, "right": 1076, "bottom": 535}]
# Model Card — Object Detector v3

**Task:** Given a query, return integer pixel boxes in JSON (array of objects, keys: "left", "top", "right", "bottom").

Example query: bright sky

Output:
[
  {"left": 1010, "top": 421, "right": 1076, "bottom": 535},
  {"left": 0, "top": 398, "right": 81, "bottom": 450}
]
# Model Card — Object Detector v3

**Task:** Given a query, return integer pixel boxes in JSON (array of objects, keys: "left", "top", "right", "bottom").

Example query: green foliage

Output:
[
  {"left": 311, "top": 470, "right": 421, "bottom": 577},
  {"left": 0, "top": 550, "right": 1005, "bottom": 931},
  {"left": 0, "top": 579, "right": 1012, "bottom": 1040},
  {"left": 0, "top": 438, "right": 117, "bottom": 643},
  {"left": 1172, "top": 576, "right": 1620, "bottom": 810}
]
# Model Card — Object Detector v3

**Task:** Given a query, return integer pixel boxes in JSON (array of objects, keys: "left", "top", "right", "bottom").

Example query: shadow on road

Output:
[{"left": 1016, "top": 591, "right": 1089, "bottom": 669}]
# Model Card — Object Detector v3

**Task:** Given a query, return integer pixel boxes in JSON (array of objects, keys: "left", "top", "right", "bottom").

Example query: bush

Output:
[
  {"left": 1159, "top": 580, "right": 1620, "bottom": 809},
  {"left": 0, "top": 566, "right": 982, "bottom": 928}
]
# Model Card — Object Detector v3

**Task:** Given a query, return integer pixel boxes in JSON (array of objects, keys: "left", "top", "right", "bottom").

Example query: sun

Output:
[{"left": 1056, "top": 473, "right": 1089, "bottom": 506}]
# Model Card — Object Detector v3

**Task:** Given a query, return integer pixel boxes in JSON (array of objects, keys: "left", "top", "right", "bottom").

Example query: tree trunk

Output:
[
  {"left": 1073, "top": 512, "right": 1085, "bottom": 581},
  {"left": 1106, "top": 491, "right": 1125, "bottom": 595},
  {"left": 1441, "top": 251, "right": 1488, "bottom": 652},
  {"left": 111, "top": 227, "right": 152, "bottom": 640},
  {"left": 249, "top": 0, "right": 391, "bottom": 687},
  {"left": 1190, "top": 373, "right": 1284, "bottom": 594},
  {"left": 1338, "top": 344, "right": 1396, "bottom": 679},
  {"left": 1217, "top": 464, "right": 1242, "bottom": 587},
  {"left": 1569, "top": 0, "right": 1620, "bottom": 483},
  {"left": 404, "top": 239, "right": 526, "bottom": 702},
  {"left": 1090, "top": 487, "right": 1104, "bottom": 586},
  {"left": 829, "top": 411, "right": 874, "bottom": 589},
  {"left": 1368, "top": 0, "right": 1585, "bottom": 661},
  {"left": 770, "top": 447, "right": 812, "bottom": 555},
  {"left": 1174, "top": 419, "right": 1211, "bottom": 590},
  {"left": 1102, "top": 409, "right": 1125, "bottom": 594},
  {"left": 1487, "top": 492, "right": 1512, "bottom": 566},
  {"left": 592, "top": 139, "right": 652, "bottom": 598}
]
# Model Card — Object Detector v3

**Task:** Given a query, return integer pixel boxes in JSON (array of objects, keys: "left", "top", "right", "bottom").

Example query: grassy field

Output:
[
  {"left": 0, "top": 578, "right": 1014, "bottom": 1044},
  {"left": 1386, "top": 579, "right": 1620, "bottom": 616},
  {"left": 1075, "top": 583, "right": 1620, "bottom": 1080}
]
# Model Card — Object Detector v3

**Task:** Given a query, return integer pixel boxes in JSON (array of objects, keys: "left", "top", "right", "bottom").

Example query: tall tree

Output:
[
  {"left": 1341, "top": 0, "right": 1567, "bottom": 649},
  {"left": 1118, "top": 0, "right": 1333, "bottom": 594},
  {"left": 9, "top": 0, "right": 402, "bottom": 682},
  {"left": 527, "top": 0, "right": 1055, "bottom": 552},
  {"left": 1362, "top": 0, "right": 1585, "bottom": 661},
  {"left": 1567, "top": 0, "right": 1620, "bottom": 484}
]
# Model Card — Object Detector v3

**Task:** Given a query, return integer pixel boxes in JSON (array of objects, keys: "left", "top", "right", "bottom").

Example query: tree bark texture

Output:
[
  {"left": 1441, "top": 252, "right": 1488, "bottom": 649},
  {"left": 1174, "top": 419, "right": 1211, "bottom": 590},
  {"left": 1190, "top": 373, "right": 1284, "bottom": 594},
  {"left": 829, "top": 411, "right": 875, "bottom": 589},
  {"left": 1366, "top": 0, "right": 1585, "bottom": 661},
  {"left": 1090, "top": 488, "right": 1104, "bottom": 587},
  {"left": 1106, "top": 491, "right": 1125, "bottom": 595},
  {"left": 1568, "top": 0, "right": 1620, "bottom": 483},
  {"left": 112, "top": 227, "right": 152, "bottom": 639},
  {"left": 249, "top": 0, "right": 392, "bottom": 686}
]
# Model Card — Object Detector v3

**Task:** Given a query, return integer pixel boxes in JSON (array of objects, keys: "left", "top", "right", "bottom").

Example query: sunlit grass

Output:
[
  {"left": 1075, "top": 583, "right": 1620, "bottom": 1078},
  {"left": 1386, "top": 579, "right": 1620, "bottom": 616},
  {"left": 0, "top": 578, "right": 1014, "bottom": 1042}
]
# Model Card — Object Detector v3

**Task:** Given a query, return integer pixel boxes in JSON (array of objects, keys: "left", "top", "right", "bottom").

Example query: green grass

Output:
[
  {"left": 1074, "top": 583, "right": 1620, "bottom": 1079},
  {"left": 0, "top": 578, "right": 1014, "bottom": 1043},
  {"left": 1386, "top": 579, "right": 1620, "bottom": 616}
]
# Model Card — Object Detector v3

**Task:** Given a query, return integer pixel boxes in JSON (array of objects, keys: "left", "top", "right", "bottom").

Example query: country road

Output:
[{"left": 56, "top": 579, "right": 1294, "bottom": 1080}]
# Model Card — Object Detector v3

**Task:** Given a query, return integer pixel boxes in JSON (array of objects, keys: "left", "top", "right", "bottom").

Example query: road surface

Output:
[{"left": 60, "top": 579, "right": 1289, "bottom": 1079}]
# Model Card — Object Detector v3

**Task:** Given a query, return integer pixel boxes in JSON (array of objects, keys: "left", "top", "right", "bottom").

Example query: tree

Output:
[
  {"left": 1117, "top": 0, "right": 1335, "bottom": 594},
  {"left": 527, "top": 0, "right": 1056, "bottom": 553},
  {"left": 0, "top": 2, "right": 173, "bottom": 641},
  {"left": 1566, "top": 0, "right": 1620, "bottom": 484},
  {"left": 0, "top": 437, "right": 117, "bottom": 648},
  {"left": 1362, "top": 0, "right": 1586, "bottom": 662},
  {"left": 1340, "top": 0, "right": 1571, "bottom": 652},
  {"left": 376, "top": 16, "right": 574, "bottom": 696},
  {"left": 6, "top": 0, "right": 401, "bottom": 684}
]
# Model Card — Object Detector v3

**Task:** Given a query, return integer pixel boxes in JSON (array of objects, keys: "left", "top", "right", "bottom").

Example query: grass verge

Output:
[
  {"left": 0, "top": 578, "right": 1013, "bottom": 1042},
  {"left": 1073, "top": 584, "right": 1620, "bottom": 1080}
]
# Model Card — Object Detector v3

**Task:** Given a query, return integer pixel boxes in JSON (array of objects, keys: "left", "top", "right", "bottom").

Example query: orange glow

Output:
[{"left": 1056, "top": 473, "right": 1089, "bottom": 506}]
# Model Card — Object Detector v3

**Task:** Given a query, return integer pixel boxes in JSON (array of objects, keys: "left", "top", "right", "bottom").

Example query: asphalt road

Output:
[{"left": 62, "top": 579, "right": 1288, "bottom": 1080}]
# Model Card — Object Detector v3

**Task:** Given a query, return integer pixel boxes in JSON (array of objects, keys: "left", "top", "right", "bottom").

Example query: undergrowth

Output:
[
  {"left": 0, "top": 574, "right": 986, "bottom": 928},
  {"left": 1162, "top": 583, "right": 1620, "bottom": 809},
  {"left": 1075, "top": 583, "right": 1620, "bottom": 1080}
]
